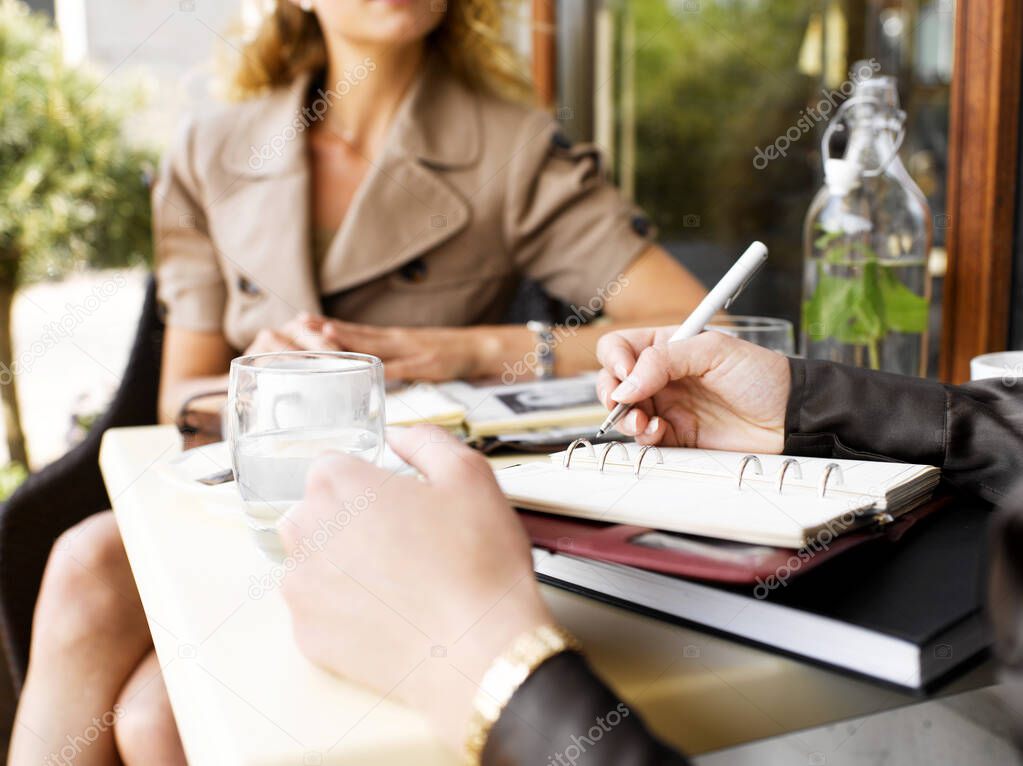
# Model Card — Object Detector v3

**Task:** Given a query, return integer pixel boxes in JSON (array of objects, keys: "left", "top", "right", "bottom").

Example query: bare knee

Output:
[
  {"left": 114, "top": 653, "right": 186, "bottom": 766},
  {"left": 31, "top": 511, "right": 147, "bottom": 658}
]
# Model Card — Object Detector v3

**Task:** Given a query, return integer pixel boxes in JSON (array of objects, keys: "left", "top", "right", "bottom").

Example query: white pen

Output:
[{"left": 596, "top": 241, "right": 769, "bottom": 437}]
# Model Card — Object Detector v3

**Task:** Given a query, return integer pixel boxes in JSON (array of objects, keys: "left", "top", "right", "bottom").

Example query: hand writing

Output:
[{"left": 596, "top": 328, "right": 790, "bottom": 453}]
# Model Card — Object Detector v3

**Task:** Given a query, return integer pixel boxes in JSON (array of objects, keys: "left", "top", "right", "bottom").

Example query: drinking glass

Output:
[
  {"left": 706, "top": 316, "right": 795, "bottom": 355},
  {"left": 227, "top": 351, "right": 385, "bottom": 558}
]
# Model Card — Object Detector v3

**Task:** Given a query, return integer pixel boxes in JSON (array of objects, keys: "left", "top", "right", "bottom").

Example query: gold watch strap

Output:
[{"left": 463, "top": 624, "right": 581, "bottom": 765}]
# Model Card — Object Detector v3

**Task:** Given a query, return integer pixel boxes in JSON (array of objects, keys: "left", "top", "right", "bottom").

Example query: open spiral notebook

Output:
[{"left": 497, "top": 441, "right": 941, "bottom": 548}]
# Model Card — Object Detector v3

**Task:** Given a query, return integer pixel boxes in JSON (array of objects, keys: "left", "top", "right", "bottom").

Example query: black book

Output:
[{"left": 532, "top": 498, "right": 991, "bottom": 690}]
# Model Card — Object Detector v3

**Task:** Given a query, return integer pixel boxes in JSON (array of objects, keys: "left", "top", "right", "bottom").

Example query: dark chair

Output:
[{"left": 0, "top": 276, "right": 164, "bottom": 692}]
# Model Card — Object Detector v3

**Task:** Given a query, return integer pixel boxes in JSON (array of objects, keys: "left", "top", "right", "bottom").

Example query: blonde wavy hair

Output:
[{"left": 229, "top": 0, "right": 532, "bottom": 102}]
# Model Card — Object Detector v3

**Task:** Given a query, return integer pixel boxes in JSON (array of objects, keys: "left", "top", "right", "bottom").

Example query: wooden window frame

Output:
[
  {"left": 531, "top": 0, "right": 557, "bottom": 108},
  {"left": 940, "top": 0, "right": 1023, "bottom": 382}
]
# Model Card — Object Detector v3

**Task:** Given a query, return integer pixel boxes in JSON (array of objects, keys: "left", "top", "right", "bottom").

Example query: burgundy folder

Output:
[{"left": 520, "top": 498, "right": 946, "bottom": 586}]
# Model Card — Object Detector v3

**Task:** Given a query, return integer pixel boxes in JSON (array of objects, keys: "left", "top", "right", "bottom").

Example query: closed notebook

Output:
[
  {"left": 438, "top": 375, "right": 606, "bottom": 436},
  {"left": 497, "top": 442, "right": 940, "bottom": 548},
  {"left": 531, "top": 495, "right": 988, "bottom": 690},
  {"left": 386, "top": 376, "right": 607, "bottom": 436},
  {"left": 386, "top": 384, "right": 467, "bottom": 429}
]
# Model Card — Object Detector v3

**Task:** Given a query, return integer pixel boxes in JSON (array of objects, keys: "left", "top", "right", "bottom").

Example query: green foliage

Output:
[
  {"left": 0, "top": 0, "right": 155, "bottom": 285},
  {"left": 802, "top": 228, "right": 928, "bottom": 369},
  {"left": 0, "top": 461, "right": 27, "bottom": 501},
  {"left": 625, "top": 0, "right": 815, "bottom": 237}
]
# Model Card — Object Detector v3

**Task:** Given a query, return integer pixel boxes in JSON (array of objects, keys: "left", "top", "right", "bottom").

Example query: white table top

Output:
[
  {"left": 695, "top": 685, "right": 1020, "bottom": 766},
  {"left": 100, "top": 426, "right": 995, "bottom": 765}
]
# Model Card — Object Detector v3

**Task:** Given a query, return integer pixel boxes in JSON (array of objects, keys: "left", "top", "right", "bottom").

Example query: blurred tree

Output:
[
  {"left": 0, "top": 0, "right": 154, "bottom": 467},
  {"left": 606, "top": 0, "right": 819, "bottom": 323},
  {"left": 628, "top": 0, "right": 816, "bottom": 237}
]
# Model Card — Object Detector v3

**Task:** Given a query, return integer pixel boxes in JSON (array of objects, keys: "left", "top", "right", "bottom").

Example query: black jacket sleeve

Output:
[
  {"left": 989, "top": 485, "right": 1023, "bottom": 746},
  {"left": 785, "top": 358, "right": 1023, "bottom": 503},
  {"left": 483, "top": 652, "right": 687, "bottom": 765}
]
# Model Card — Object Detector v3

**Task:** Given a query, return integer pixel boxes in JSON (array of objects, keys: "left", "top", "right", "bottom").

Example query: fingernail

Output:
[
  {"left": 621, "top": 410, "right": 640, "bottom": 435},
  {"left": 644, "top": 416, "right": 660, "bottom": 435},
  {"left": 615, "top": 363, "right": 630, "bottom": 381},
  {"left": 612, "top": 377, "right": 637, "bottom": 400}
]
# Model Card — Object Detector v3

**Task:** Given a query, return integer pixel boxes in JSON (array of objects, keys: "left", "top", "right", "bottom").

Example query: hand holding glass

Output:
[{"left": 227, "top": 352, "right": 385, "bottom": 557}]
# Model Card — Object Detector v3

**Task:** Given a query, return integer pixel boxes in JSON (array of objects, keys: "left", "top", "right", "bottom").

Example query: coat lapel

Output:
[
  {"left": 215, "top": 56, "right": 481, "bottom": 309},
  {"left": 317, "top": 55, "right": 479, "bottom": 295},
  {"left": 317, "top": 150, "right": 472, "bottom": 295}
]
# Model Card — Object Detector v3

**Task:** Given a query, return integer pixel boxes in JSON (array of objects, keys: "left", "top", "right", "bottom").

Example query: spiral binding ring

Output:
[
  {"left": 737, "top": 455, "right": 763, "bottom": 490},
  {"left": 818, "top": 463, "right": 844, "bottom": 498},
  {"left": 598, "top": 441, "right": 630, "bottom": 472},
  {"left": 562, "top": 438, "right": 595, "bottom": 468},
  {"left": 633, "top": 445, "right": 663, "bottom": 476},
  {"left": 776, "top": 459, "right": 802, "bottom": 494}
]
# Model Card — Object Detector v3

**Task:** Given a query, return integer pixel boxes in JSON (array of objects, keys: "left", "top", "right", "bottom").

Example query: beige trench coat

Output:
[{"left": 153, "top": 56, "right": 655, "bottom": 350}]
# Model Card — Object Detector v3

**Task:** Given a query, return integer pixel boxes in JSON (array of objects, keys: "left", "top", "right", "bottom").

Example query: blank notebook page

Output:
[{"left": 497, "top": 445, "right": 939, "bottom": 548}]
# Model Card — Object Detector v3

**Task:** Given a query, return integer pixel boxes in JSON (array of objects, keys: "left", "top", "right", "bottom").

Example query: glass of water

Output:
[
  {"left": 227, "top": 351, "right": 385, "bottom": 558},
  {"left": 706, "top": 316, "right": 795, "bottom": 355}
]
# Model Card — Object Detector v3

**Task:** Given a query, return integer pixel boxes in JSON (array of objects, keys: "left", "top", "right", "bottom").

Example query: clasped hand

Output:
[{"left": 244, "top": 313, "right": 480, "bottom": 380}]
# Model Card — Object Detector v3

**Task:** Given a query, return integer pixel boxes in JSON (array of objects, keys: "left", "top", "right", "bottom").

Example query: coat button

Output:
[
  {"left": 630, "top": 214, "right": 652, "bottom": 238},
  {"left": 238, "top": 276, "right": 263, "bottom": 296},
  {"left": 399, "top": 258, "right": 428, "bottom": 283},
  {"left": 551, "top": 130, "right": 573, "bottom": 151}
]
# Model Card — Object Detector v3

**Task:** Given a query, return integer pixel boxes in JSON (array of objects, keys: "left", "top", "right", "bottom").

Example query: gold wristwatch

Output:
[{"left": 463, "top": 624, "right": 581, "bottom": 764}]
